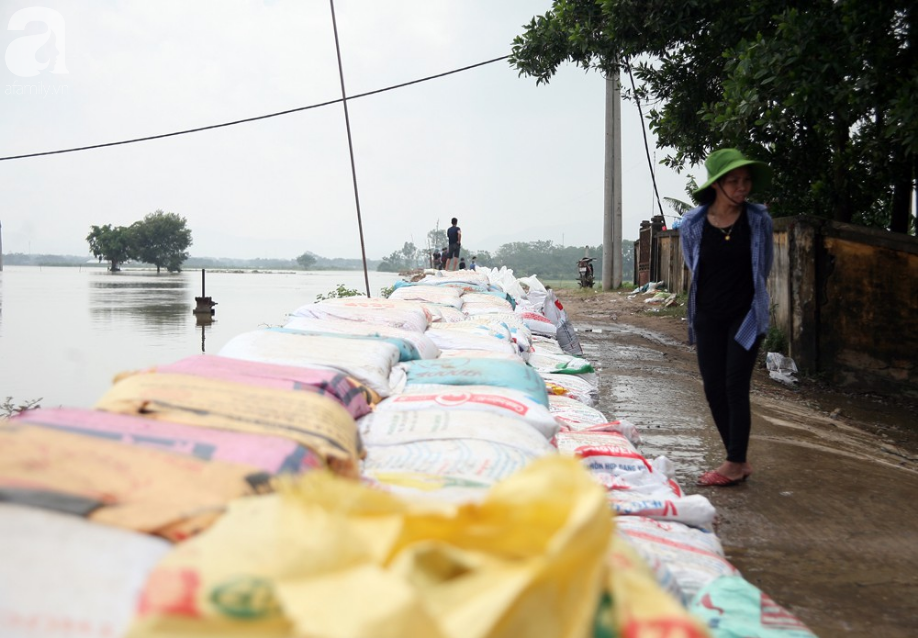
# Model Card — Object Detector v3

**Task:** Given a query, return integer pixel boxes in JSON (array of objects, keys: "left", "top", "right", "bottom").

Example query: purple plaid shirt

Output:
[{"left": 680, "top": 202, "right": 774, "bottom": 350}]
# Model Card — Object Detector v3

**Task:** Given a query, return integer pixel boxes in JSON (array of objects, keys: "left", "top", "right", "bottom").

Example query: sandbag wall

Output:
[{"left": 0, "top": 266, "right": 815, "bottom": 638}]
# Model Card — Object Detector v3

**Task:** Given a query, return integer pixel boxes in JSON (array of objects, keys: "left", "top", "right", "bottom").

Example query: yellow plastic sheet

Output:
[{"left": 128, "top": 456, "right": 612, "bottom": 638}]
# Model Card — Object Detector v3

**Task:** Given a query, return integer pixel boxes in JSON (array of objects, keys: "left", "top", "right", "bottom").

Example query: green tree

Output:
[
  {"left": 86, "top": 224, "right": 134, "bottom": 272},
  {"left": 131, "top": 210, "right": 192, "bottom": 273},
  {"left": 378, "top": 241, "right": 420, "bottom": 272},
  {"left": 510, "top": 0, "right": 917, "bottom": 233},
  {"left": 296, "top": 252, "right": 317, "bottom": 269}
]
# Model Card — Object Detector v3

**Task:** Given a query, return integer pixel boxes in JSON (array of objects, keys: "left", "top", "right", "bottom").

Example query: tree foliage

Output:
[
  {"left": 378, "top": 242, "right": 421, "bottom": 272},
  {"left": 87, "top": 210, "right": 193, "bottom": 272},
  {"left": 130, "top": 210, "right": 192, "bottom": 273},
  {"left": 296, "top": 252, "right": 317, "bottom": 269},
  {"left": 86, "top": 224, "right": 134, "bottom": 271},
  {"left": 510, "top": 0, "right": 917, "bottom": 233}
]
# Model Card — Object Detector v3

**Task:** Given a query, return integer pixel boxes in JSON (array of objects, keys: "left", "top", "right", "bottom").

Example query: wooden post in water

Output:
[{"left": 193, "top": 268, "right": 217, "bottom": 315}]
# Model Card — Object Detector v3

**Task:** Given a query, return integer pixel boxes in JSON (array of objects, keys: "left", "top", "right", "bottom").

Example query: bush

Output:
[{"left": 315, "top": 284, "right": 365, "bottom": 302}]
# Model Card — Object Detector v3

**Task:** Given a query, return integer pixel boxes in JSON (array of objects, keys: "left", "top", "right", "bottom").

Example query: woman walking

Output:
[{"left": 680, "top": 148, "right": 774, "bottom": 487}]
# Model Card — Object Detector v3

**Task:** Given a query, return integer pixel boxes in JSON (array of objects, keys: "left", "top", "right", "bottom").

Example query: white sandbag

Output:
[
  {"left": 437, "top": 349, "right": 527, "bottom": 363},
  {"left": 218, "top": 329, "right": 401, "bottom": 397},
  {"left": 358, "top": 410, "right": 557, "bottom": 455},
  {"left": 441, "top": 313, "right": 534, "bottom": 355},
  {"left": 362, "top": 439, "right": 544, "bottom": 484},
  {"left": 516, "top": 310, "right": 558, "bottom": 337},
  {"left": 290, "top": 298, "right": 431, "bottom": 333},
  {"left": 478, "top": 266, "right": 527, "bottom": 301},
  {"left": 549, "top": 394, "right": 609, "bottom": 427},
  {"left": 425, "top": 324, "right": 519, "bottom": 356},
  {"left": 578, "top": 419, "right": 644, "bottom": 446},
  {"left": 284, "top": 316, "right": 441, "bottom": 359},
  {"left": 414, "top": 270, "right": 491, "bottom": 287},
  {"left": 388, "top": 284, "right": 463, "bottom": 309},
  {"left": 422, "top": 304, "right": 468, "bottom": 323},
  {"left": 609, "top": 493, "right": 716, "bottom": 529},
  {"left": 461, "top": 292, "right": 514, "bottom": 309},
  {"left": 531, "top": 334, "right": 565, "bottom": 354},
  {"left": 0, "top": 504, "right": 171, "bottom": 638},
  {"left": 517, "top": 275, "right": 549, "bottom": 312},
  {"left": 543, "top": 372, "right": 599, "bottom": 406},
  {"left": 555, "top": 430, "right": 641, "bottom": 456},
  {"left": 615, "top": 516, "right": 736, "bottom": 601},
  {"left": 373, "top": 384, "right": 561, "bottom": 439},
  {"left": 615, "top": 533, "right": 689, "bottom": 606},
  {"left": 527, "top": 352, "right": 596, "bottom": 390},
  {"left": 461, "top": 301, "right": 514, "bottom": 317}
]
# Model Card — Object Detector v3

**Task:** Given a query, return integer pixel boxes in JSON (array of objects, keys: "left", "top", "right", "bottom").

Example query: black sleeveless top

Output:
[{"left": 695, "top": 208, "right": 755, "bottom": 321}]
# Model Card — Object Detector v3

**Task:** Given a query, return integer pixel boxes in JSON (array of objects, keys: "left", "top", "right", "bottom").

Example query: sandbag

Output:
[
  {"left": 0, "top": 504, "right": 172, "bottom": 638},
  {"left": 424, "top": 324, "right": 519, "bottom": 357},
  {"left": 358, "top": 410, "right": 556, "bottom": 456},
  {"left": 373, "top": 384, "right": 560, "bottom": 439},
  {"left": 689, "top": 574, "right": 817, "bottom": 637},
  {"left": 13, "top": 407, "right": 323, "bottom": 475},
  {"left": 549, "top": 394, "right": 609, "bottom": 427},
  {"left": 396, "top": 358, "right": 550, "bottom": 407},
  {"left": 363, "top": 439, "right": 548, "bottom": 484},
  {"left": 388, "top": 284, "right": 463, "bottom": 309},
  {"left": 0, "top": 424, "right": 259, "bottom": 540},
  {"left": 127, "top": 457, "right": 612, "bottom": 638},
  {"left": 94, "top": 373, "right": 361, "bottom": 477},
  {"left": 218, "top": 329, "right": 400, "bottom": 398},
  {"left": 290, "top": 298, "right": 431, "bottom": 333},
  {"left": 139, "top": 353, "right": 374, "bottom": 418},
  {"left": 283, "top": 315, "right": 441, "bottom": 360},
  {"left": 601, "top": 533, "right": 708, "bottom": 636},
  {"left": 616, "top": 516, "right": 737, "bottom": 601}
]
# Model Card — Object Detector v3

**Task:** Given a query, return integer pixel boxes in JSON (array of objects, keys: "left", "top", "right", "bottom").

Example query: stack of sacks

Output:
[{"left": 1, "top": 353, "right": 367, "bottom": 637}]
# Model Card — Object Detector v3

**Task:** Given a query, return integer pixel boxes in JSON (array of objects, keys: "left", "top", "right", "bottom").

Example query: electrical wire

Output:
[
  {"left": 625, "top": 61, "right": 667, "bottom": 222},
  {"left": 0, "top": 55, "right": 511, "bottom": 163}
]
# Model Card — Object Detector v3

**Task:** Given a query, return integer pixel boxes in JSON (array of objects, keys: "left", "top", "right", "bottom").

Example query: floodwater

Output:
[{"left": 0, "top": 265, "right": 402, "bottom": 410}]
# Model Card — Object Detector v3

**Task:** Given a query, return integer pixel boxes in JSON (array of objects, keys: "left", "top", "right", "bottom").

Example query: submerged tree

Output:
[
  {"left": 296, "top": 252, "right": 317, "bottom": 270},
  {"left": 510, "top": 0, "right": 917, "bottom": 233},
  {"left": 130, "top": 210, "right": 192, "bottom": 273},
  {"left": 86, "top": 224, "right": 134, "bottom": 271}
]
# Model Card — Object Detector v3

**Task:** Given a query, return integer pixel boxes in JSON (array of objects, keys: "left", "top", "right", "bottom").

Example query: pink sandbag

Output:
[
  {"left": 13, "top": 407, "right": 323, "bottom": 475},
  {"left": 146, "top": 355, "right": 373, "bottom": 418}
]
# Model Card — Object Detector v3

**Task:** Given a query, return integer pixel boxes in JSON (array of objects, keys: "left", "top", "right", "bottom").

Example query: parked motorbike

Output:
[{"left": 577, "top": 257, "right": 595, "bottom": 288}]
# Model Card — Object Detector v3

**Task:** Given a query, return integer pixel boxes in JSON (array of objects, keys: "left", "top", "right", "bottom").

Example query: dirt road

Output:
[{"left": 557, "top": 288, "right": 918, "bottom": 637}]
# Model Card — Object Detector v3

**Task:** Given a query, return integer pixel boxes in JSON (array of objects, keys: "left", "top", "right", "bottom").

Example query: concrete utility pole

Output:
[{"left": 601, "top": 72, "right": 623, "bottom": 291}]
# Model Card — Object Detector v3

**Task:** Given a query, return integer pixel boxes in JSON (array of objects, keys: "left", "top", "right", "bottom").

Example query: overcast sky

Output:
[{"left": 2, "top": 0, "right": 695, "bottom": 261}]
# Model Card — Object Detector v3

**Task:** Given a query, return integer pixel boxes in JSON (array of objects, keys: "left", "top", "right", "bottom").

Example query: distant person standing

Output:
[
  {"left": 431, "top": 248, "right": 440, "bottom": 269},
  {"left": 458, "top": 257, "right": 467, "bottom": 270},
  {"left": 469, "top": 256, "right": 477, "bottom": 270},
  {"left": 446, "top": 217, "right": 462, "bottom": 271},
  {"left": 440, "top": 248, "right": 448, "bottom": 270}
]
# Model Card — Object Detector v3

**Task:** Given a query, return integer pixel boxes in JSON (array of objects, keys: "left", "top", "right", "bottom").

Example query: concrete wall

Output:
[{"left": 772, "top": 217, "right": 917, "bottom": 394}]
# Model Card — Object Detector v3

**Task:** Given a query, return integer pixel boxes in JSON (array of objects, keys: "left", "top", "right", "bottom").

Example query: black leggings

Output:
[{"left": 694, "top": 312, "right": 762, "bottom": 463}]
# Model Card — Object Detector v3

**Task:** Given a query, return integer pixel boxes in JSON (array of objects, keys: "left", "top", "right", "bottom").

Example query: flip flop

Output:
[{"left": 696, "top": 470, "right": 742, "bottom": 487}]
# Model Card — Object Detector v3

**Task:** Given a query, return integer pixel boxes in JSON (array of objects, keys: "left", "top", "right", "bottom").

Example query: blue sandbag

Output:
[{"left": 401, "top": 358, "right": 549, "bottom": 407}]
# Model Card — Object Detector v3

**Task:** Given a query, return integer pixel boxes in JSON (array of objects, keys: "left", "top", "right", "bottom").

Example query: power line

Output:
[
  {"left": 625, "top": 61, "right": 666, "bottom": 222},
  {"left": 0, "top": 54, "right": 511, "bottom": 163}
]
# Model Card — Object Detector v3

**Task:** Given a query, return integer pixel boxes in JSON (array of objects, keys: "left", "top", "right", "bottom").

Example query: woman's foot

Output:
[{"left": 697, "top": 461, "right": 747, "bottom": 487}]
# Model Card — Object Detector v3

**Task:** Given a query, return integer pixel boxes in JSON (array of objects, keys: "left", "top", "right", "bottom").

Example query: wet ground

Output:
[{"left": 558, "top": 289, "right": 918, "bottom": 637}]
